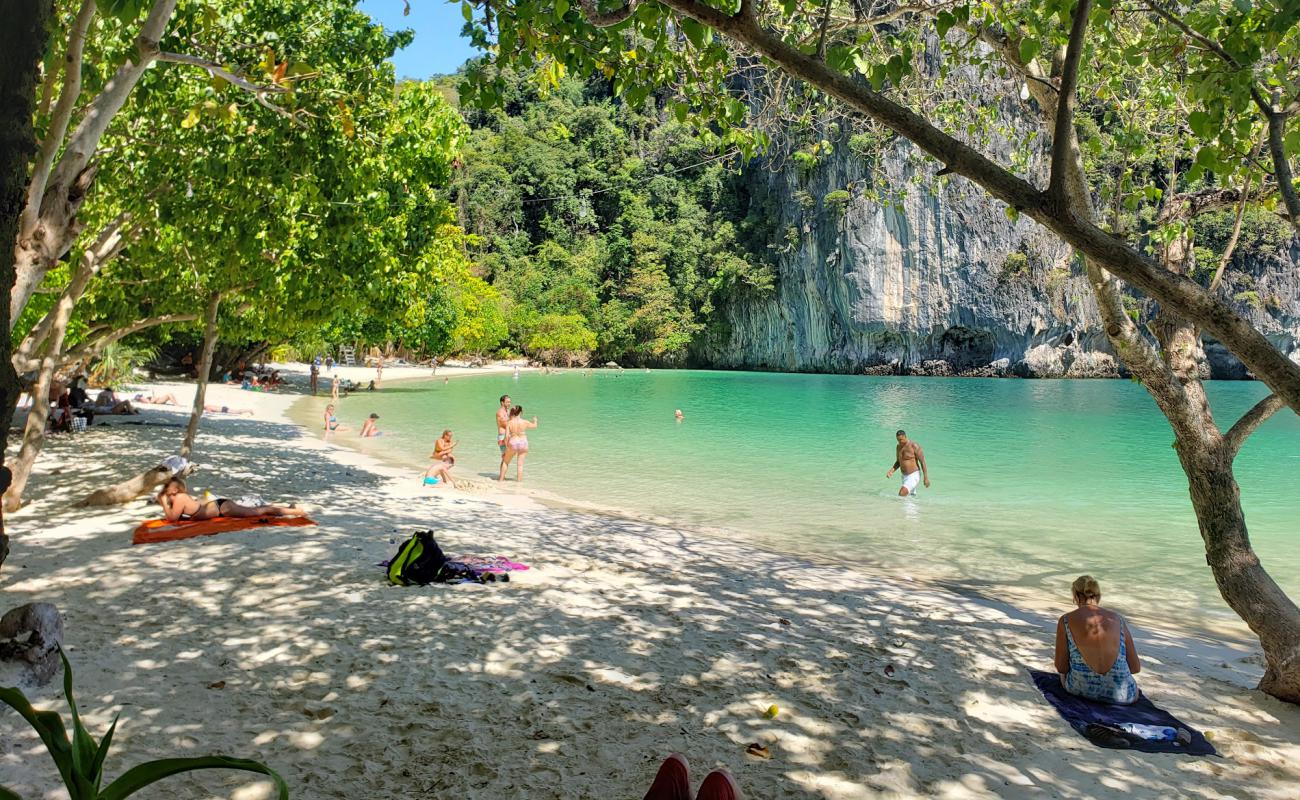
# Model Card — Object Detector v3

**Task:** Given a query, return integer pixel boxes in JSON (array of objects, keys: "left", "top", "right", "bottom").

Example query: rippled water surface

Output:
[{"left": 293, "top": 370, "right": 1299, "bottom": 636}]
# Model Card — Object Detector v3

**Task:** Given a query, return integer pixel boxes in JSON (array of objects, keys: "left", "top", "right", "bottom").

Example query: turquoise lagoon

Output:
[{"left": 293, "top": 371, "right": 1299, "bottom": 639}]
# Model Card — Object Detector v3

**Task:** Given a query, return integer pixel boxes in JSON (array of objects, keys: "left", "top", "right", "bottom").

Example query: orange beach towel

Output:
[{"left": 133, "top": 516, "right": 317, "bottom": 545}]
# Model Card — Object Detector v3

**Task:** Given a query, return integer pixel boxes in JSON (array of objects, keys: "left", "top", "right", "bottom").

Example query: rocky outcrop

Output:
[{"left": 698, "top": 136, "right": 1300, "bottom": 379}]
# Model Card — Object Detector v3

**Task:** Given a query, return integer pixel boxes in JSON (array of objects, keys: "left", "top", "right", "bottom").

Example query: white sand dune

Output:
[{"left": 2, "top": 366, "right": 1298, "bottom": 799}]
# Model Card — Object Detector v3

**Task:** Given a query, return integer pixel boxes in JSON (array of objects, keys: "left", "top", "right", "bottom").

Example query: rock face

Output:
[{"left": 698, "top": 139, "right": 1300, "bottom": 378}]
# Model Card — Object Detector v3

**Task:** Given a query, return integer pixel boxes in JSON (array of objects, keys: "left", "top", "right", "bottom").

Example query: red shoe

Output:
[
  {"left": 696, "top": 770, "right": 742, "bottom": 800},
  {"left": 643, "top": 753, "right": 692, "bottom": 800}
]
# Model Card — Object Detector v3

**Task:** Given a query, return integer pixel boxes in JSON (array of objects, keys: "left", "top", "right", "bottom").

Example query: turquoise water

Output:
[{"left": 294, "top": 371, "right": 1299, "bottom": 636}]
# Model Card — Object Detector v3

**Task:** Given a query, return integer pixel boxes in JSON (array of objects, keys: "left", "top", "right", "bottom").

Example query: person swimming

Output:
[
  {"left": 1054, "top": 575, "right": 1141, "bottom": 704},
  {"left": 498, "top": 405, "right": 538, "bottom": 482},
  {"left": 675, "top": 409, "right": 684, "bottom": 421},
  {"left": 155, "top": 477, "right": 307, "bottom": 521}
]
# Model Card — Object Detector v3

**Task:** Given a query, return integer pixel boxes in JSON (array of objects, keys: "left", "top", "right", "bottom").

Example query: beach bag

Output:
[{"left": 387, "top": 530, "right": 448, "bottom": 586}]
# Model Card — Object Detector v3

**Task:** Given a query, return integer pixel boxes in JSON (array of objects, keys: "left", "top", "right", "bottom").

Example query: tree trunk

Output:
[
  {"left": 181, "top": 291, "right": 221, "bottom": 458},
  {"left": 75, "top": 463, "right": 183, "bottom": 507},
  {"left": 3, "top": 259, "right": 89, "bottom": 512},
  {"left": 1, "top": 0, "right": 53, "bottom": 571},
  {"left": 1179, "top": 444, "right": 1300, "bottom": 702}
]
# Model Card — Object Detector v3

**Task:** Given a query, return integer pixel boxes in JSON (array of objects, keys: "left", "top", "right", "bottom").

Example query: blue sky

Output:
[{"left": 358, "top": 0, "right": 483, "bottom": 78}]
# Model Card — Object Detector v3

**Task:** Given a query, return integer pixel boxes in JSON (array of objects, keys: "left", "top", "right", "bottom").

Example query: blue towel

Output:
[{"left": 1028, "top": 669, "right": 1216, "bottom": 756}]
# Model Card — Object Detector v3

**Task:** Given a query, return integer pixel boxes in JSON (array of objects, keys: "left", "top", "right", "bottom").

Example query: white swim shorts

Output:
[{"left": 901, "top": 471, "right": 922, "bottom": 492}]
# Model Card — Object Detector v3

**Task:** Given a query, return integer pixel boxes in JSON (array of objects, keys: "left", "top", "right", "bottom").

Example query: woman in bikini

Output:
[
  {"left": 497, "top": 405, "right": 537, "bottom": 482},
  {"left": 433, "top": 429, "right": 457, "bottom": 464},
  {"left": 1054, "top": 575, "right": 1141, "bottom": 704},
  {"left": 155, "top": 478, "right": 307, "bottom": 521},
  {"left": 323, "top": 404, "right": 347, "bottom": 434}
]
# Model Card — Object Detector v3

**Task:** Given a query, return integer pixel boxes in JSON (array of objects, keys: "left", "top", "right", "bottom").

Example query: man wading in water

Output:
[{"left": 886, "top": 429, "right": 930, "bottom": 496}]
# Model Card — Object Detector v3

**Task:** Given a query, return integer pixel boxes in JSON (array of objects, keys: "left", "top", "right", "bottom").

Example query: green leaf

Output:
[
  {"left": 0, "top": 785, "right": 22, "bottom": 800},
  {"left": 96, "top": 0, "right": 146, "bottom": 23},
  {"left": 936, "top": 10, "right": 956, "bottom": 37},
  {"left": 90, "top": 714, "right": 121, "bottom": 791},
  {"left": 1188, "top": 110, "right": 1213, "bottom": 139},
  {"left": 554, "top": 0, "right": 569, "bottom": 19},
  {"left": 681, "top": 18, "right": 706, "bottom": 49},
  {"left": 1195, "top": 145, "right": 1219, "bottom": 167},
  {"left": 62, "top": 650, "right": 99, "bottom": 784},
  {"left": 0, "top": 685, "right": 77, "bottom": 790},
  {"left": 1018, "top": 38, "right": 1041, "bottom": 64},
  {"left": 672, "top": 102, "right": 688, "bottom": 124},
  {"left": 462, "top": 2, "right": 473, "bottom": 22},
  {"left": 99, "top": 757, "right": 289, "bottom": 800},
  {"left": 826, "top": 45, "right": 855, "bottom": 72}
]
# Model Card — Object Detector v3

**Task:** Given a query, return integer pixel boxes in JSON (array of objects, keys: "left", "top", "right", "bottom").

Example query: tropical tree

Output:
[{"left": 463, "top": 0, "right": 1300, "bottom": 701}]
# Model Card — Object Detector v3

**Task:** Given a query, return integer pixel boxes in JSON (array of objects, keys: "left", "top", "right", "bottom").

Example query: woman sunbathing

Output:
[
  {"left": 1054, "top": 575, "right": 1141, "bottom": 704},
  {"left": 156, "top": 478, "right": 307, "bottom": 521}
]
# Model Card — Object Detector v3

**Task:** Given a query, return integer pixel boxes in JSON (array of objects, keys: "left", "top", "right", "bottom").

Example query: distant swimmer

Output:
[
  {"left": 675, "top": 409, "right": 684, "bottom": 421},
  {"left": 359, "top": 413, "right": 382, "bottom": 437},
  {"left": 886, "top": 429, "right": 930, "bottom": 496},
  {"left": 496, "top": 394, "right": 512, "bottom": 453},
  {"left": 498, "top": 405, "right": 538, "bottom": 482}
]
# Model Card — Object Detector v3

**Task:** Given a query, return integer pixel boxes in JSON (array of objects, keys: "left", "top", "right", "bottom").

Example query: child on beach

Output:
[{"left": 360, "top": 413, "right": 382, "bottom": 437}]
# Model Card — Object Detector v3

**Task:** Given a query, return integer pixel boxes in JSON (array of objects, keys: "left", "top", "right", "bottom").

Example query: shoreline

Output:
[
  {"left": 2, "top": 364, "right": 1298, "bottom": 797},
  {"left": 284, "top": 367, "right": 1266, "bottom": 658}
]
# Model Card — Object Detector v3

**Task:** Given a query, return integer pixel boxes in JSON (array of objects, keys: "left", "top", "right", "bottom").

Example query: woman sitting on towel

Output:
[
  {"left": 1054, "top": 575, "right": 1141, "bottom": 704},
  {"left": 156, "top": 478, "right": 307, "bottom": 521}
]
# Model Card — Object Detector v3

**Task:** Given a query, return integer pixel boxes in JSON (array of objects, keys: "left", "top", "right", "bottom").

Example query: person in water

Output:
[
  {"left": 155, "top": 477, "right": 307, "bottom": 521},
  {"left": 885, "top": 429, "right": 930, "bottom": 496},
  {"left": 496, "top": 394, "right": 512, "bottom": 454},
  {"left": 498, "top": 405, "right": 538, "bottom": 482},
  {"left": 433, "top": 429, "right": 457, "bottom": 464},
  {"left": 322, "top": 403, "right": 347, "bottom": 433},
  {"left": 675, "top": 408, "right": 684, "bottom": 421},
  {"left": 1054, "top": 575, "right": 1141, "bottom": 704},
  {"left": 359, "top": 413, "right": 382, "bottom": 437}
]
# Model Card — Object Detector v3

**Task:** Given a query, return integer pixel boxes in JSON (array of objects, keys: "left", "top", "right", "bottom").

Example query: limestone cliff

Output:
[{"left": 698, "top": 139, "right": 1300, "bottom": 379}]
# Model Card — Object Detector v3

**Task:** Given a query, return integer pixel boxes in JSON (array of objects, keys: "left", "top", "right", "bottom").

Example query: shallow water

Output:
[{"left": 293, "top": 370, "right": 1299, "bottom": 637}]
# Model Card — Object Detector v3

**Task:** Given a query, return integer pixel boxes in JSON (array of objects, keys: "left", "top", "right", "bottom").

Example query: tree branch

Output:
[
  {"left": 1209, "top": 172, "right": 1254, "bottom": 294},
  {"left": 650, "top": 0, "right": 1300, "bottom": 414},
  {"left": 20, "top": 0, "right": 97, "bottom": 237},
  {"left": 62, "top": 312, "right": 200, "bottom": 368},
  {"left": 1049, "top": 0, "right": 1092, "bottom": 202},
  {"left": 156, "top": 51, "right": 288, "bottom": 96},
  {"left": 575, "top": 0, "right": 639, "bottom": 26},
  {"left": 1223, "top": 394, "right": 1284, "bottom": 458},
  {"left": 1146, "top": 1, "right": 1272, "bottom": 115},
  {"left": 1266, "top": 109, "right": 1300, "bottom": 237}
]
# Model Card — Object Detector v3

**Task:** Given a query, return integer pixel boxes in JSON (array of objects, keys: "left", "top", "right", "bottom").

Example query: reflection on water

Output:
[{"left": 292, "top": 370, "right": 1299, "bottom": 638}]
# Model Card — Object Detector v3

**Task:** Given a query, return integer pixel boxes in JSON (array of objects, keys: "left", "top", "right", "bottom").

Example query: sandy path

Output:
[{"left": 1, "top": 366, "right": 1298, "bottom": 799}]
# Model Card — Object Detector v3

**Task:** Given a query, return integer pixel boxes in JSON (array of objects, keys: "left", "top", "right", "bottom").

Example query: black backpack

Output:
[{"left": 387, "top": 530, "right": 449, "bottom": 586}]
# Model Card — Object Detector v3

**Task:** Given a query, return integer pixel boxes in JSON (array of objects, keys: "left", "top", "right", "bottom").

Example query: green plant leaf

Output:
[
  {"left": 0, "top": 786, "right": 21, "bottom": 800},
  {"left": 99, "top": 757, "right": 289, "bottom": 800},
  {"left": 680, "top": 18, "right": 706, "bottom": 49},
  {"left": 91, "top": 714, "right": 121, "bottom": 791},
  {"left": 61, "top": 649, "right": 100, "bottom": 783},
  {"left": 0, "top": 685, "right": 77, "bottom": 790},
  {"left": 1018, "top": 38, "right": 1041, "bottom": 64}
]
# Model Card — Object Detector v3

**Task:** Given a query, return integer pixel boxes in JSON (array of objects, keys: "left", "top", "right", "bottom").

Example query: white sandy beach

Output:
[{"left": 2, "top": 364, "right": 1299, "bottom": 799}]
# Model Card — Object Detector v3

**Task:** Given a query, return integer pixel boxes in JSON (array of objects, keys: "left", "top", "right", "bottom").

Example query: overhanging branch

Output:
[
  {"left": 1224, "top": 394, "right": 1284, "bottom": 458},
  {"left": 575, "top": 0, "right": 639, "bottom": 26}
]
